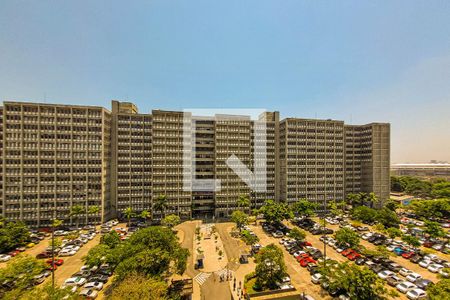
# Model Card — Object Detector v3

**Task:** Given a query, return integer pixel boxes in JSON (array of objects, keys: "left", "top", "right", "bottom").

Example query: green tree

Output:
[
  {"left": 328, "top": 200, "right": 344, "bottom": 217},
  {"left": 241, "top": 230, "right": 260, "bottom": 245},
  {"left": 351, "top": 206, "right": 377, "bottom": 224},
  {"left": 0, "top": 220, "right": 31, "bottom": 253},
  {"left": 335, "top": 228, "right": 360, "bottom": 249},
  {"left": 109, "top": 274, "right": 168, "bottom": 300},
  {"left": 123, "top": 207, "right": 135, "bottom": 227},
  {"left": 153, "top": 195, "right": 169, "bottom": 219},
  {"left": 254, "top": 244, "right": 287, "bottom": 290},
  {"left": 259, "top": 200, "right": 292, "bottom": 224},
  {"left": 386, "top": 227, "right": 402, "bottom": 239},
  {"left": 427, "top": 278, "right": 450, "bottom": 300},
  {"left": 423, "top": 220, "right": 446, "bottom": 239},
  {"left": 83, "top": 244, "right": 111, "bottom": 267},
  {"left": 288, "top": 227, "right": 306, "bottom": 242},
  {"left": 20, "top": 283, "right": 78, "bottom": 300},
  {"left": 231, "top": 210, "right": 249, "bottom": 231},
  {"left": 70, "top": 204, "right": 85, "bottom": 228},
  {"left": 345, "top": 193, "right": 363, "bottom": 208},
  {"left": 431, "top": 181, "right": 450, "bottom": 198},
  {"left": 362, "top": 246, "right": 391, "bottom": 259},
  {"left": 0, "top": 255, "right": 47, "bottom": 299},
  {"left": 140, "top": 210, "right": 151, "bottom": 224},
  {"left": 101, "top": 231, "right": 121, "bottom": 248},
  {"left": 375, "top": 208, "right": 400, "bottom": 228},
  {"left": 161, "top": 214, "right": 181, "bottom": 229},
  {"left": 237, "top": 194, "right": 251, "bottom": 214},
  {"left": 402, "top": 234, "right": 421, "bottom": 248},
  {"left": 320, "top": 262, "right": 398, "bottom": 300},
  {"left": 291, "top": 199, "right": 317, "bottom": 218},
  {"left": 88, "top": 205, "right": 100, "bottom": 215},
  {"left": 385, "top": 200, "right": 400, "bottom": 211}
]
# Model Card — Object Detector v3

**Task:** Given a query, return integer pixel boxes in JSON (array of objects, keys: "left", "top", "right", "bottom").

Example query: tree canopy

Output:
[
  {"left": 0, "top": 219, "right": 31, "bottom": 253},
  {"left": 84, "top": 226, "right": 189, "bottom": 281},
  {"left": 231, "top": 210, "right": 249, "bottom": 230},
  {"left": 427, "top": 278, "right": 450, "bottom": 300},
  {"left": 108, "top": 273, "right": 168, "bottom": 300},
  {"left": 335, "top": 228, "right": 360, "bottom": 249},
  {"left": 161, "top": 214, "right": 181, "bottom": 229},
  {"left": 0, "top": 255, "right": 48, "bottom": 299},
  {"left": 259, "top": 200, "right": 292, "bottom": 224},
  {"left": 254, "top": 244, "right": 287, "bottom": 290},
  {"left": 319, "top": 262, "right": 398, "bottom": 300},
  {"left": 291, "top": 199, "right": 317, "bottom": 218},
  {"left": 288, "top": 227, "right": 306, "bottom": 242}
]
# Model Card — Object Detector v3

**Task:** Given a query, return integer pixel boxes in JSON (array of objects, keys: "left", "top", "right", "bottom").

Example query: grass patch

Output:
[{"left": 244, "top": 277, "right": 258, "bottom": 295}]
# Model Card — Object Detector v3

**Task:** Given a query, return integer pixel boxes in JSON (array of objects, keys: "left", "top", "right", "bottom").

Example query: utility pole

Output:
[{"left": 322, "top": 198, "right": 327, "bottom": 270}]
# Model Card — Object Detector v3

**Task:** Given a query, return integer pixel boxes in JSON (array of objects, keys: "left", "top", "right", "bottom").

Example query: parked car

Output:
[
  {"left": 83, "top": 281, "right": 104, "bottom": 290},
  {"left": 47, "top": 258, "right": 64, "bottom": 266},
  {"left": 406, "top": 273, "right": 422, "bottom": 283},
  {"left": 399, "top": 268, "right": 414, "bottom": 277},
  {"left": 79, "top": 288, "right": 98, "bottom": 299},
  {"left": 418, "top": 260, "right": 432, "bottom": 268},
  {"left": 396, "top": 281, "right": 417, "bottom": 293},
  {"left": 0, "top": 254, "right": 12, "bottom": 262},
  {"left": 427, "top": 263, "right": 443, "bottom": 273},
  {"left": 378, "top": 270, "right": 395, "bottom": 279},
  {"left": 415, "top": 279, "right": 433, "bottom": 290},
  {"left": 386, "top": 275, "right": 402, "bottom": 287},
  {"left": 63, "top": 277, "right": 87, "bottom": 287},
  {"left": 406, "top": 288, "right": 427, "bottom": 300}
]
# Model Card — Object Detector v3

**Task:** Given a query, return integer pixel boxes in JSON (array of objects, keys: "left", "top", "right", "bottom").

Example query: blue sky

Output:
[{"left": 1, "top": 1, "right": 449, "bottom": 162}]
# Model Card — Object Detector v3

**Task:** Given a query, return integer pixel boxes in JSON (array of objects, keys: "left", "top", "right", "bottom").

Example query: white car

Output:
[
  {"left": 439, "top": 268, "right": 449, "bottom": 278},
  {"left": 362, "top": 233, "right": 373, "bottom": 240},
  {"left": 83, "top": 281, "right": 104, "bottom": 290},
  {"left": 63, "top": 277, "right": 87, "bottom": 287},
  {"left": 336, "top": 247, "right": 344, "bottom": 253},
  {"left": 378, "top": 270, "right": 395, "bottom": 279},
  {"left": 293, "top": 251, "right": 306, "bottom": 258},
  {"left": 406, "top": 273, "right": 422, "bottom": 283},
  {"left": 418, "top": 260, "right": 432, "bottom": 268},
  {"left": 278, "top": 283, "right": 294, "bottom": 290},
  {"left": 59, "top": 249, "right": 77, "bottom": 256},
  {"left": 311, "top": 273, "right": 323, "bottom": 284},
  {"left": 406, "top": 288, "right": 427, "bottom": 300},
  {"left": 427, "top": 263, "right": 443, "bottom": 273},
  {"left": 0, "top": 254, "right": 12, "bottom": 262},
  {"left": 386, "top": 245, "right": 396, "bottom": 252},
  {"left": 79, "top": 288, "right": 98, "bottom": 298},
  {"left": 396, "top": 281, "right": 417, "bottom": 293},
  {"left": 399, "top": 268, "right": 414, "bottom": 277}
]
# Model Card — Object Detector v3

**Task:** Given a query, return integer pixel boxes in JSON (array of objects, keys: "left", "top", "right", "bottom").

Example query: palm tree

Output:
[
  {"left": 153, "top": 195, "right": 168, "bottom": 219},
  {"left": 367, "top": 192, "right": 380, "bottom": 208},
  {"left": 70, "top": 205, "right": 85, "bottom": 228},
  {"left": 88, "top": 205, "right": 100, "bottom": 224},
  {"left": 123, "top": 207, "right": 135, "bottom": 227},
  {"left": 237, "top": 194, "right": 251, "bottom": 213},
  {"left": 140, "top": 210, "right": 151, "bottom": 224}
]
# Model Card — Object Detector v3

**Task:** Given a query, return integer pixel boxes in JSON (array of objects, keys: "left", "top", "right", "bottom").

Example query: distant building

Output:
[
  {"left": 391, "top": 163, "right": 450, "bottom": 180},
  {"left": 0, "top": 100, "right": 391, "bottom": 226}
]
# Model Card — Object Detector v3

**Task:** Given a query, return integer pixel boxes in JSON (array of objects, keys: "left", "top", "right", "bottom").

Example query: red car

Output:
[
  {"left": 300, "top": 257, "right": 316, "bottom": 267},
  {"left": 47, "top": 264, "right": 58, "bottom": 271},
  {"left": 8, "top": 250, "right": 21, "bottom": 257},
  {"left": 402, "top": 252, "right": 415, "bottom": 259},
  {"left": 341, "top": 248, "right": 354, "bottom": 256},
  {"left": 347, "top": 252, "right": 361, "bottom": 261},
  {"left": 423, "top": 241, "right": 434, "bottom": 248},
  {"left": 47, "top": 258, "right": 64, "bottom": 266}
]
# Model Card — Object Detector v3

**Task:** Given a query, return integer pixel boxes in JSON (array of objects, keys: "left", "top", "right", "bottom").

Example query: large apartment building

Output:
[{"left": 0, "top": 100, "right": 390, "bottom": 226}]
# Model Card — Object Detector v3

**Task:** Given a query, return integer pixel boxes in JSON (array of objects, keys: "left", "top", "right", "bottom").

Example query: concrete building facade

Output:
[{"left": 0, "top": 100, "right": 390, "bottom": 226}]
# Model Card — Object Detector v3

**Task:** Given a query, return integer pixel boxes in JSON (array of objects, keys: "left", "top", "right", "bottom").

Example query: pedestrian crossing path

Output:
[
  {"left": 215, "top": 268, "right": 234, "bottom": 279},
  {"left": 194, "top": 272, "right": 211, "bottom": 285}
]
